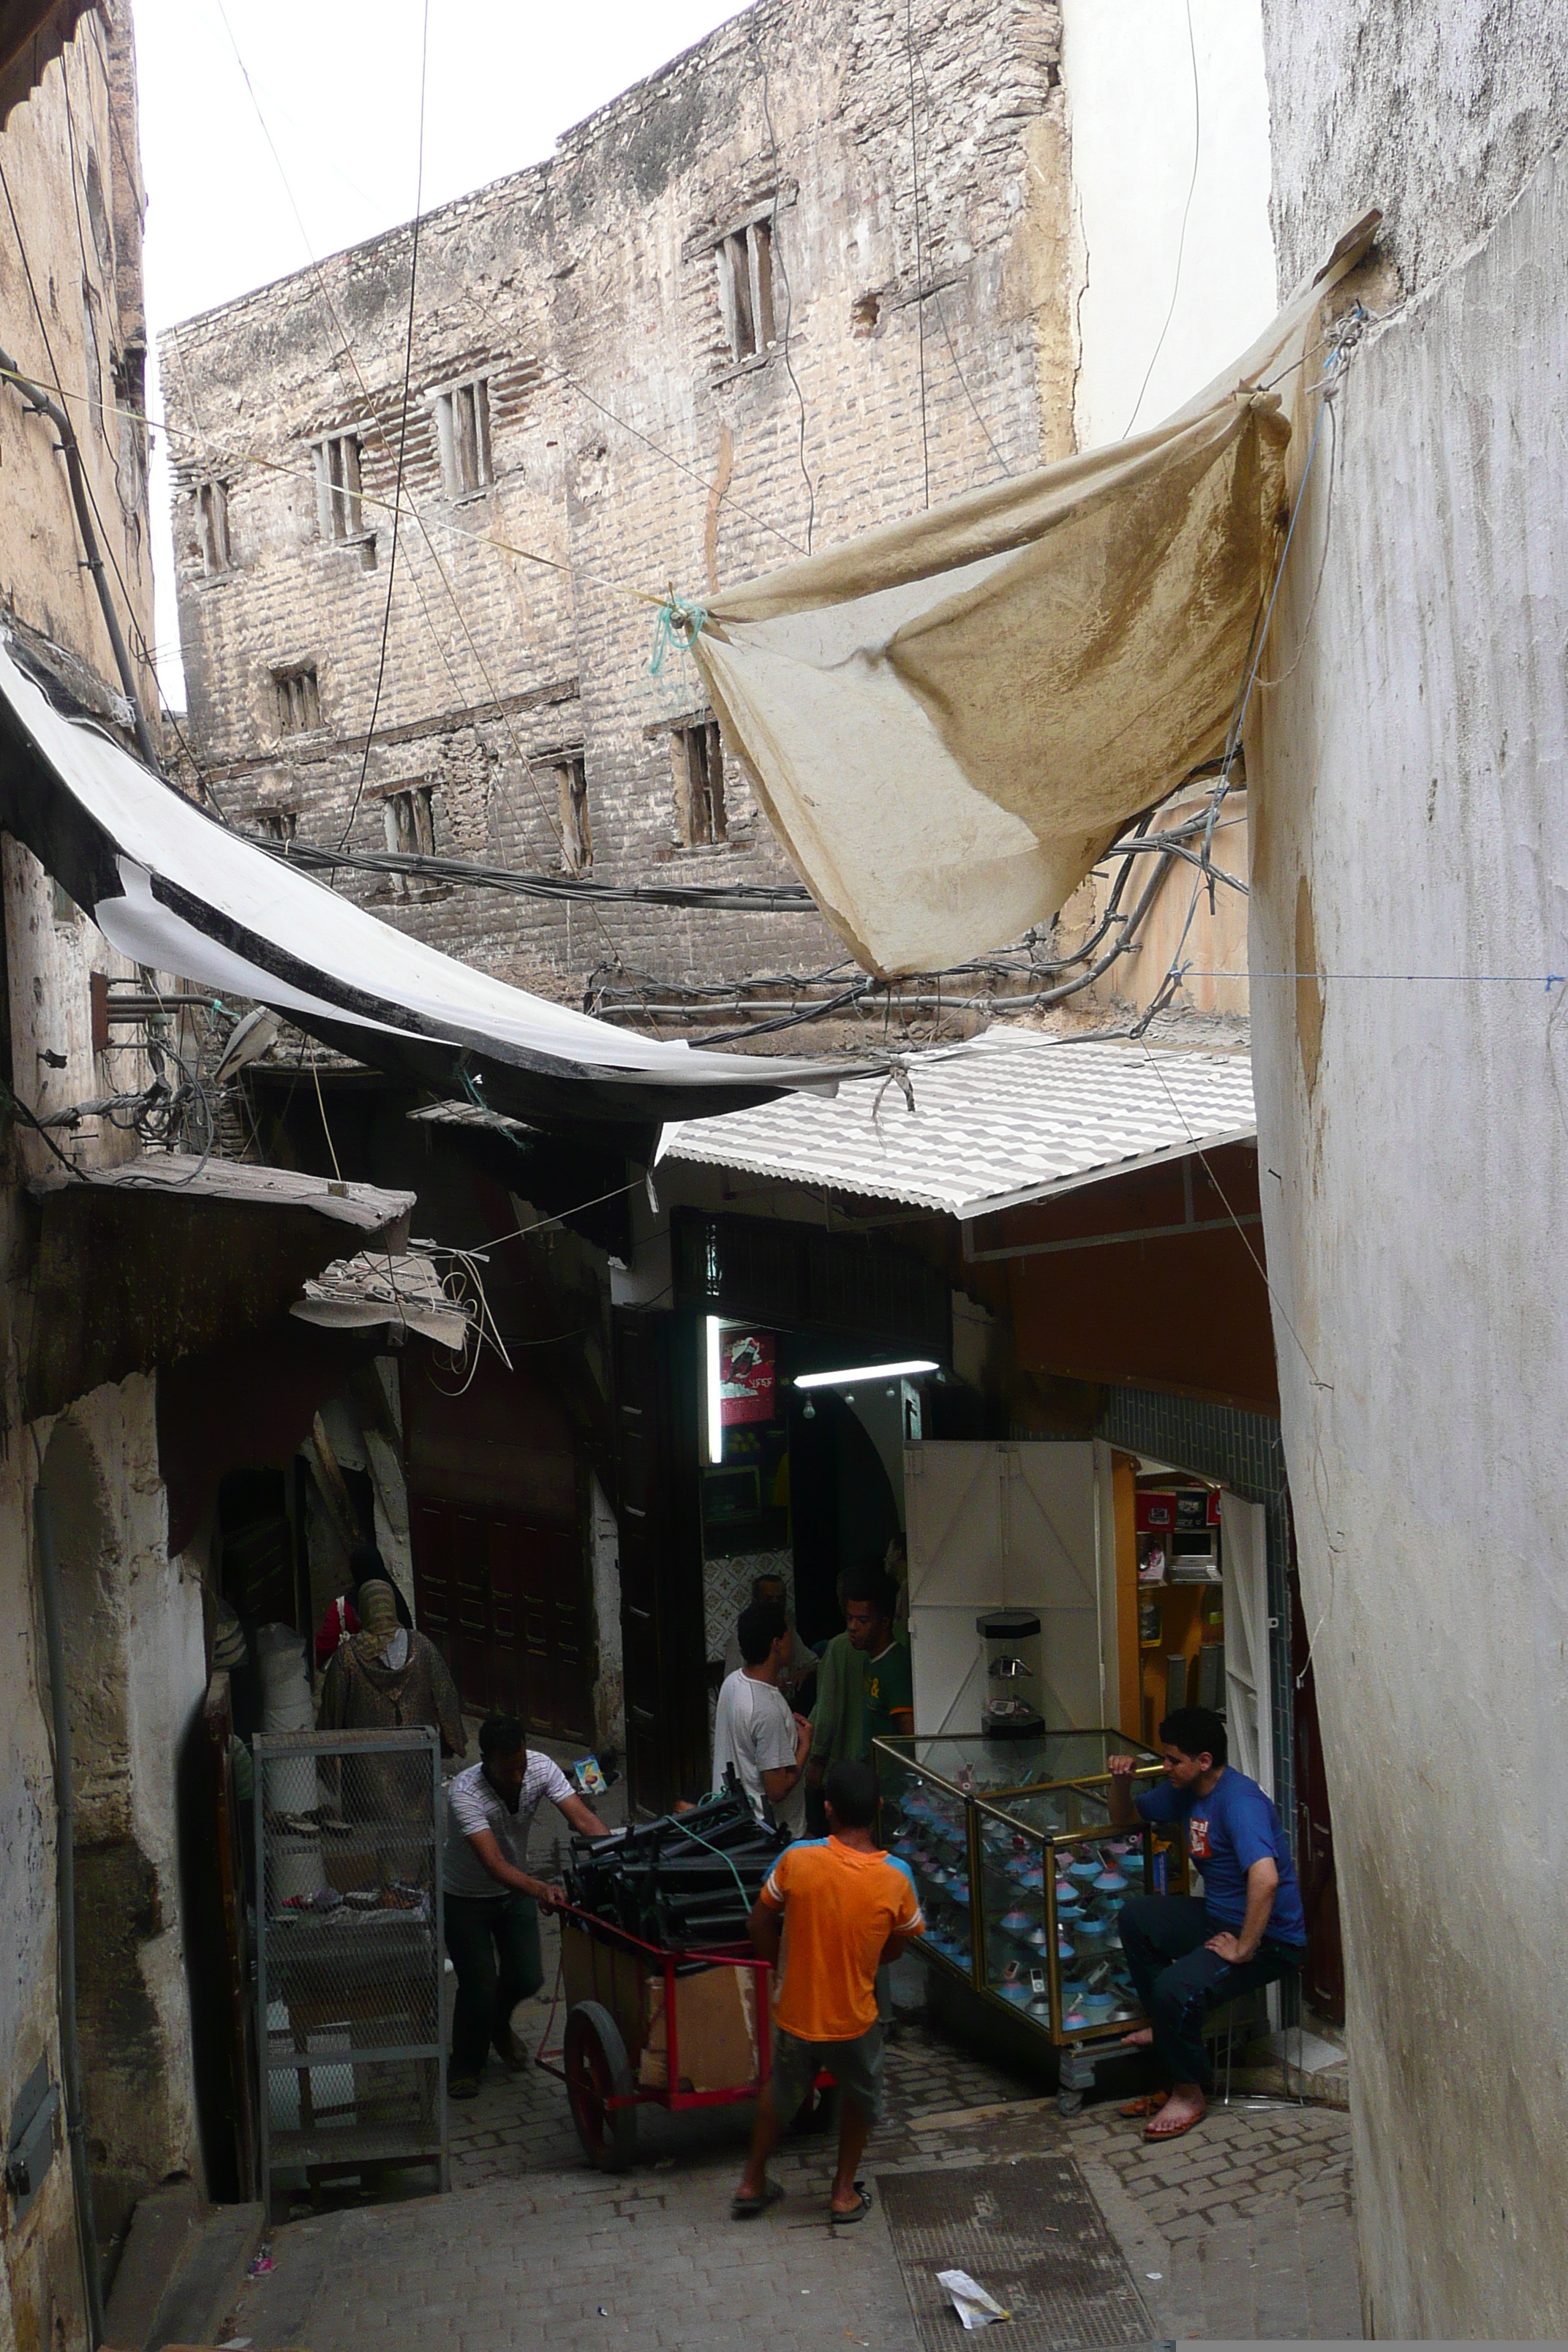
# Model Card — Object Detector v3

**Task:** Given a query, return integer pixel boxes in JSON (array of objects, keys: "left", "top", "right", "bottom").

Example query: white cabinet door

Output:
[
  {"left": 1219, "top": 1493, "right": 1273, "bottom": 1797},
  {"left": 905, "top": 1440, "right": 1101, "bottom": 1735}
]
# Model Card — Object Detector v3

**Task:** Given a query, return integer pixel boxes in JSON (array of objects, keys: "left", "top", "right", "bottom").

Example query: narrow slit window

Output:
[
  {"left": 273, "top": 666, "right": 321, "bottom": 736},
  {"left": 557, "top": 755, "right": 592, "bottom": 872},
  {"left": 716, "top": 218, "right": 776, "bottom": 362},
  {"left": 383, "top": 785, "right": 436, "bottom": 894},
  {"left": 197, "top": 480, "right": 231, "bottom": 575},
  {"left": 313, "top": 432, "right": 366, "bottom": 541},
  {"left": 671, "top": 720, "right": 726, "bottom": 846},
  {"left": 434, "top": 380, "right": 492, "bottom": 498}
]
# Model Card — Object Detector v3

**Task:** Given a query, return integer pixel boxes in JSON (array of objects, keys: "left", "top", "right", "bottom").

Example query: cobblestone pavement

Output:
[
  {"left": 235, "top": 1978, "right": 1359, "bottom": 2348},
  {"left": 233, "top": 1759, "right": 1360, "bottom": 2345}
]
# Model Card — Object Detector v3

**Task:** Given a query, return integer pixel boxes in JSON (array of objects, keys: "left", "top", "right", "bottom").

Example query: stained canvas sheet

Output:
[{"left": 695, "top": 225, "right": 1375, "bottom": 978}]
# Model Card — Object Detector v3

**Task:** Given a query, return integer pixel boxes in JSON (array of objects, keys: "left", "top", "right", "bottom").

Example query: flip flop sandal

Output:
[
  {"left": 731, "top": 2179, "right": 785, "bottom": 2220},
  {"left": 829, "top": 2182, "right": 874, "bottom": 2225},
  {"left": 1118, "top": 2092, "right": 1168, "bottom": 2118},
  {"left": 1144, "top": 2101, "right": 1206, "bottom": 2143}
]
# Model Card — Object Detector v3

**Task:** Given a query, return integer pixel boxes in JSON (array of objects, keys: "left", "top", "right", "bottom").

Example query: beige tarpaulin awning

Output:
[{"left": 694, "top": 221, "right": 1376, "bottom": 979}]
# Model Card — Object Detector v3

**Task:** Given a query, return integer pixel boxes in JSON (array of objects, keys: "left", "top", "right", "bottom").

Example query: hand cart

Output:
[{"left": 535, "top": 1902, "right": 773, "bottom": 2171}]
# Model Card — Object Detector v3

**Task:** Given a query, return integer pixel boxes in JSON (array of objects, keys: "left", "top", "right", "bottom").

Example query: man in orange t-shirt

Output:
[{"left": 731, "top": 1758, "right": 923, "bottom": 2225}]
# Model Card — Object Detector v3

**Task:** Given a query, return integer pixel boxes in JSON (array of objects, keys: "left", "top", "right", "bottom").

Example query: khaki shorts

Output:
[{"left": 770, "top": 2022, "right": 885, "bottom": 2125}]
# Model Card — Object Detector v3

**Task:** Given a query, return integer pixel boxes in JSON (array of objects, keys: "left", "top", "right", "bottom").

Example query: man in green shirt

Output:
[{"left": 807, "top": 1567, "right": 912, "bottom": 1814}]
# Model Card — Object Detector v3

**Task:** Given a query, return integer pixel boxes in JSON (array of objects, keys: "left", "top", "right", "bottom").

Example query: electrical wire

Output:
[
  {"left": 1122, "top": 0, "right": 1201, "bottom": 439},
  {"left": 337, "top": 0, "right": 430, "bottom": 854},
  {"left": 746, "top": 17, "right": 816, "bottom": 551},
  {"left": 905, "top": 0, "right": 931, "bottom": 507}
]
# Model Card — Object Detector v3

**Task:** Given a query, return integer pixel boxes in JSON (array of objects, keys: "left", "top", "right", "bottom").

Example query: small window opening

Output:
[
  {"left": 383, "top": 785, "right": 435, "bottom": 894},
  {"left": 313, "top": 431, "right": 366, "bottom": 541},
  {"left": 197, "top": 480, "right": 231, "bottom": 576},
  {"left": 671, "top": 720, "right": 726, "bottom": 846},
  {"left": 274, "top": 666, "right": 321, "bottom": 736},
  {"left": 716, "top": 219, "right": 776, "bottom": 362},
  {"left": 434, "top": 380, "right": 492, "bottom": 498},
  {"left": 557, "top": 755, "right": 592, "bottom": 872},
  {"left": 255, "top": 808, "right": 297, "bottom": 845}
]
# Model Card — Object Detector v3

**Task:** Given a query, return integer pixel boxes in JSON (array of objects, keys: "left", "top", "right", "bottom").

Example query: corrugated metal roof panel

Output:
[{"left": 660, "top": 1029, "right": 1255, "bottom": 1221}]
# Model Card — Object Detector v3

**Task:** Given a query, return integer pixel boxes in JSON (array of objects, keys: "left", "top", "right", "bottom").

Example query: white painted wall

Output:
[
  {"left": 1062, "top": 0, "right": 1277, "bottom": 449},
  {"left": 1246, "top": 113, "right": 1568, "bottom": 2346}
]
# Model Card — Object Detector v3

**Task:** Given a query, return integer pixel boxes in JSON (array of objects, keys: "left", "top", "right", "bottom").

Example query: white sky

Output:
[{"left": 135, "top": 0, "right": 747, "bottom": 704}]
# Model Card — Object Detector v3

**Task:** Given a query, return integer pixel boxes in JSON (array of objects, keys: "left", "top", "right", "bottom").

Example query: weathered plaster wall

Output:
[
  {"left": 1062, "top": 0, "right": 1276, "bottom": 448},
  {"left": 161, "top": 0, "right": 1074, "bottom": 1010},
  {"left": 1247, "top": 82, "right": 1568, "bottom": 2338},
  {"left": 1260, "top": 0, "right": 1568, "bottom": 303},
  {"left": 0, "top": 13, "right": 207, "bottom": 2323}
]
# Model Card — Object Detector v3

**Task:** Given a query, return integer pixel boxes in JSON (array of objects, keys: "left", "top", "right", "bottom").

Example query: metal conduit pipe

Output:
[
  {"left": 0, "top": 342, "right": 161, "bottom": 775},
  {"left": 33, "top": 1482, "right": 107, "bottom": 2349}
]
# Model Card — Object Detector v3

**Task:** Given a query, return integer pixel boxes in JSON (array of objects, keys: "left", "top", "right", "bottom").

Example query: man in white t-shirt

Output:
[
  {"left": 722, "top": 1572, "right": 817, "bottom": 1703},
  {"left": 443, "top": 1714, "right": 609, "bottom": 2097},
  {"left": 712, "top": 1602, "right": 811, "bottom": 1838}
]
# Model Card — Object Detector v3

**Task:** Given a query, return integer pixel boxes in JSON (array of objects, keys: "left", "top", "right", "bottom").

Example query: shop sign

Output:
[{"left": 720, "top": 1330, "right": 775, "bottom": 1425}]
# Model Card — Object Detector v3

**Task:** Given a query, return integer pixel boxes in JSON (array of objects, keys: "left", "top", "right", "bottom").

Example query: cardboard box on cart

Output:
[{"left": 559, "top": 1916, "right": 761, "bottom": 2092}]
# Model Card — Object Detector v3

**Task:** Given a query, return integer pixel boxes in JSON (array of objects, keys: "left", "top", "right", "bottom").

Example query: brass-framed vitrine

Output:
[{"left": 873, "top": 1729, "right": 1172, "bottom": 2047}]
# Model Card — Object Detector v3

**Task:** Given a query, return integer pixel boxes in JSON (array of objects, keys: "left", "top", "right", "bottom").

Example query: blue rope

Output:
[{"left": 649, "top": 595, "right": 708, "bottom": 679}]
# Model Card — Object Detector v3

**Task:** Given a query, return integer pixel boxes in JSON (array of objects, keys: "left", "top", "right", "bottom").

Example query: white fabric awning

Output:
[
  {"left": 694, "top": 222, "right": 1376, "bottom": 979},
  {"left": 0, "top": 634, "right": 848, "bottom": 1150}
]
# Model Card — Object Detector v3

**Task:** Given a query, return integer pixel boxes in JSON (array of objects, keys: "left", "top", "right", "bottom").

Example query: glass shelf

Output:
[{"left": 875, "top": 1726, "right": 1164, "bottom": 2047}]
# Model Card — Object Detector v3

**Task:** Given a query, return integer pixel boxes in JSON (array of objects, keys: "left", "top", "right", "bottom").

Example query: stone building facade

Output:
[{"left": 161, "top": 0, "right": 1078, "bottom": 1022}]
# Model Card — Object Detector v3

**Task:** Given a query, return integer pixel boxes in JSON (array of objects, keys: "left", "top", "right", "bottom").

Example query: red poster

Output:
[{"left": 720, "top": 1330, "right": 775, "bottom": 1425}]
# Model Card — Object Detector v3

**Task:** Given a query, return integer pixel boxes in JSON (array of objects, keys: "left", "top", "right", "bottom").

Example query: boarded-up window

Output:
[
  {"left": 716, "top": 219, "right": 776, "bottom": 363},
  {"left": 671, "top": 720, "right": 726, "bottom": 846},
  {"left": 313, "top": 431, "right": 366, "bottom": 540},
  {"left": 434, "top": 380, "right": 492, "bottom": 498},
  {"left": 384, "top": 785, "right": 435, "bottom": 894},
  {"left": 556, "top": 755, "right": 592, "bottom": 872},
  {"left": 197, "top": 480, "right": 231, "bottom": 575},
  {"left": 273, "top": 666, "right": 321, "bottom": 735}
]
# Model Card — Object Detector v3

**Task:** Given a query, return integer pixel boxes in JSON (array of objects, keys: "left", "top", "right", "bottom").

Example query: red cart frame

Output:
[{"left": 535, "top": 1902, "right": 774, "bottom": 2169}]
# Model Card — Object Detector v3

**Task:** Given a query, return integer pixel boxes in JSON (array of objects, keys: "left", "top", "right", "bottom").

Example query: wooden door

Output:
[{"left": 411, "top": 1498, "right": 592, "bottom": 1741}]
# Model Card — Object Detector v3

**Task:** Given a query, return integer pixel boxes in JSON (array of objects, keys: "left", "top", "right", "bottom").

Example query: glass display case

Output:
[{"left": 874, "top": 1728, "right": 1168, "bottom": 2047}]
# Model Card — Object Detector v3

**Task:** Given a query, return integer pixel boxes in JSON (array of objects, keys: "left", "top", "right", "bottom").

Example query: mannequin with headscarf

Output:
[{"left": 317, "top": 1575, "right": 466, "bottom": 1826}]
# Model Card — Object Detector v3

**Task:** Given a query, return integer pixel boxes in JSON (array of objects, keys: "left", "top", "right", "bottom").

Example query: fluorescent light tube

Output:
[
  {"left": 794, "top": 1358, "right": 939, "bottom": 1390},
  {"left": 706, "top": 1315, "right": 724, "bottom": 1464}
]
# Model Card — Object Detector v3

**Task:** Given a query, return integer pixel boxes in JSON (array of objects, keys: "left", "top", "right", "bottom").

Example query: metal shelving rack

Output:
[{"left": 254, "top": 1725, "right": 448, "bottom": 2219}]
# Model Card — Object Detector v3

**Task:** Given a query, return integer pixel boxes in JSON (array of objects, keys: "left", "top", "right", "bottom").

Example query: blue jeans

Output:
[{"left": 1117, "top": 1894, "right": 1303, "bottom": 2092}]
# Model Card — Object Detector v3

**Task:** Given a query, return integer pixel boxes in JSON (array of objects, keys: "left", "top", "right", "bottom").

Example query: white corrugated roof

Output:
[{"left": 660, "top": 1029, "right": 1255, "bottom": 1222}]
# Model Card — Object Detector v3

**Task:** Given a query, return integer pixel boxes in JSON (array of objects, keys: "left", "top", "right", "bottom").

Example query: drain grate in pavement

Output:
[{"left": 878, "top": 2160, "right": 1154, "bottom": 2352}]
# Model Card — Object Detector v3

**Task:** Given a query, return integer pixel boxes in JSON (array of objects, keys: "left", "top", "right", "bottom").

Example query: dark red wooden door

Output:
[{"left": 412, "top": 1496, "right": 592, "bottom": 1742}]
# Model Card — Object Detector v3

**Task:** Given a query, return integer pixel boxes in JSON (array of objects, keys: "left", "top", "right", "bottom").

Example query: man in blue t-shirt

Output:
[{"left": 1109, "top": 1704, "right": 1306, "bottom": 2142}]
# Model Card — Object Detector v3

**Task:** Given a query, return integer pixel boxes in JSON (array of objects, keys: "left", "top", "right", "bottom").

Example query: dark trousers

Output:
[
  {"left": 444, "top": 1891, "right": 543, "bottom": 2077},
  {"left": 1118, "top": 1895, "right": 1302, "bottom": 2094}
]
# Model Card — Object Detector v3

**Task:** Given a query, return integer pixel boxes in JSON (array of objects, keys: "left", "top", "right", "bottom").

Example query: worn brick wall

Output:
[{"left": 161, "top": 0, "right": 1073, "bottom": 1013}]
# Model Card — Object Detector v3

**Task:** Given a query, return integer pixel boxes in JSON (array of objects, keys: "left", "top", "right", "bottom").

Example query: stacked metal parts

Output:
[{"left": 565, "top": 1786, "right": 786, "bottom": 1952}]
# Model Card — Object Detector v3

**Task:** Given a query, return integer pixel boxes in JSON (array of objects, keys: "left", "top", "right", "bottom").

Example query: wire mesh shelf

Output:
[{"left": 255, "top": 1725, "right": 448, "bottom": 2217}]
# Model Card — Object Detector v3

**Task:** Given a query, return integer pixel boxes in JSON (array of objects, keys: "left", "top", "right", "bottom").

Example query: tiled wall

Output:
[{"left": 1096, "top": 1387, "right": 1297, "bottom": 1848}]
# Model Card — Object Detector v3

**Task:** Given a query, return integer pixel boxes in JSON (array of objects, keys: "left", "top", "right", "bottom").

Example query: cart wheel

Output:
[
  {"left": 565, "top": 1999, "right": 637, "bottom": 2171},
  {"left": 1058, "top": 2089, "right": 1083, "bottom": 2117}
]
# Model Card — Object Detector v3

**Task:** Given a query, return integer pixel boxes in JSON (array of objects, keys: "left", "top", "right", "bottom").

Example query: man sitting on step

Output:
[{"left": 1109, "top": 1704, "right": 1307, "bottom": 2144}]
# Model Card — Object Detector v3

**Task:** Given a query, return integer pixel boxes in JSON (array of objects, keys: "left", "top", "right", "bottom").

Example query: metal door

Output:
[{"left": 905, "top": 1441, "right": 1101, "bottom": 1735}]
